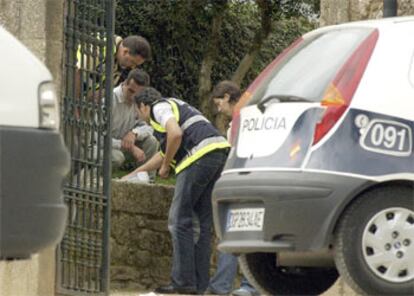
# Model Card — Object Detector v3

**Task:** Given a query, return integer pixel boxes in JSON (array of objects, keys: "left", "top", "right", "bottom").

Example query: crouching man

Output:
[{"left": 111, "top": 69, "right": 158, "bottom": 179}]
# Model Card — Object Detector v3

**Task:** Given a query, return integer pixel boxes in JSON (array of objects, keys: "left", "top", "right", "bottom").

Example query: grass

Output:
[
  {"left": 154, "top": 175, "right": 176, "bottom": 186},
  {"left": 112, "top": 169, "right": 128, "bottom": 179}
]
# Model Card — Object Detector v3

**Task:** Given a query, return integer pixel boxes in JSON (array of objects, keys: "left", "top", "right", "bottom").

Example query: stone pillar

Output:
[
  {"left": 320, "top": 0, "right": 414, "bottom": 26},
  {"left": 0, "top": 0, "right": 64, "bottom": 85},
  {"left": 0, "top": 1, "right": 64, "bottom": 296},
  {"left": 45, "top": 0, "right": 65, "bottom": 98},
  {"left": 0, "top": 0, "right": 47, "bottom": 61}
]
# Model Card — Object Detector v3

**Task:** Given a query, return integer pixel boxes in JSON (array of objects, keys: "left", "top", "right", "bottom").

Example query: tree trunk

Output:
[
  {"left": 231, "top": 51, "right": 261, "bottom": 86},
  {"left": 231, "top": 0, "right": 275, "bottom": 85},
  {"left": 198, "top": 2, "right": 228, "bottom": 118},
  {"left": 198, "top": 0, "right": 276, "bottom": 130}
]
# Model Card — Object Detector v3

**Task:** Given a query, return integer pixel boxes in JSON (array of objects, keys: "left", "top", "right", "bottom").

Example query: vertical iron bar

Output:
[
  {"left": 101, "top": 0, "right": 114, "bottom": 293},
  {"left": 70, "top": 0, "right": 78, "bottom": 290},
  {"left": 96, "top": 2, "right": 106, "bottom": 291}
]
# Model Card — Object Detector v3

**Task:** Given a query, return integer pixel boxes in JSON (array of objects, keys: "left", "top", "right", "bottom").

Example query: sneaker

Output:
[{"left": 231, "top": 287, "right": 259, "bottom": 296}]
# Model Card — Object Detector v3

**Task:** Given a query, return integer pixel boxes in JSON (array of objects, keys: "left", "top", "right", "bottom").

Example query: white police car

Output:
[
  {"left": 212, "top": 17, "right": 414, "bottom": 295},
  {"left": 0, "top": 27, "right": 69, "bottom": 259}
]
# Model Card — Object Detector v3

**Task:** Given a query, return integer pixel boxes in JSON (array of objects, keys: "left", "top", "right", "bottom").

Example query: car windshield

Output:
[{"left": 249, "top": 27, "right": 375, "bottom": 104}]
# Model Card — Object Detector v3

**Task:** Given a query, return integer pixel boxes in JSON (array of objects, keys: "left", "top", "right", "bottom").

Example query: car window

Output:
[{"left": 249, "top": 28, "right": 374, "bottom": 104}]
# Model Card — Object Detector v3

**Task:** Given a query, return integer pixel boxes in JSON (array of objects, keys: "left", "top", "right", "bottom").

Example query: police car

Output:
[
  {"left": 0, "top": 27, "right": 69, "bottom": 259},
  {"left": 212, "top": 17, "right": 414, "bottom": 295}
]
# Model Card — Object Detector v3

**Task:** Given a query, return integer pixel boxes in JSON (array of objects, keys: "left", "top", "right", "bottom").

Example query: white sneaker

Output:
[{"left": 231, "top": 288, "right": 259, "bottom": 296}]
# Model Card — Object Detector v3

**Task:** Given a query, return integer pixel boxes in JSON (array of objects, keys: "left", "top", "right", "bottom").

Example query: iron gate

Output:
[{"left": 58, "top": 0, "right": 115, "bottom": 295}]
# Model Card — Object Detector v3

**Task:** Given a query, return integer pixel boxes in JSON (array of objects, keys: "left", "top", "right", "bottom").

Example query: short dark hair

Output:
[
  {"left": 127, "top": 68, "right": 150, "bottom": 86},
  {"left": 211, "top": 80, "right": 241, "bottom": 103},
  {"left": 134, "top": 87, "right": 162, "bottom": 106},
  {"left": 122, "top": 35, "right": 152, "bottom": 60}
]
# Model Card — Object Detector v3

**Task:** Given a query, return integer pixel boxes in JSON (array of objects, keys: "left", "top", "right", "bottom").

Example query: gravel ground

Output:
[
  {"left": 110, "top": 292, "right": 195, "bottom": 296},
  {"left": 110, "top": 278, "right": 360, "bottom": 296}
]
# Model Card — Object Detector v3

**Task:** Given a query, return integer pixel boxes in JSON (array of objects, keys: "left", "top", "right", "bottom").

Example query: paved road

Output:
[{"left": 110, "top": 279, "right": 360, "bottom": 296}]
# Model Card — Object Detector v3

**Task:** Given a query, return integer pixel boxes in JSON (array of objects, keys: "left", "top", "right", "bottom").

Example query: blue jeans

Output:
[
  {"left": 209, "top": 252, "right": 238, "bottom": 294},
  {"left": 168, "top": 149, "right": 227, "bottom": 293},
  {"left": 209, "top": 252, "right": 256, "bottom": 294}
]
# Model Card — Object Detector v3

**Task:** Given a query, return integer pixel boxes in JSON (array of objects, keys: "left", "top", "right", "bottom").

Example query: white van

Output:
[
  {"left": 212, "top": 17, "right": 414, "bottom": 295},
  {"left": 0, "top": 27, "right": 69, "bottom": 259}
]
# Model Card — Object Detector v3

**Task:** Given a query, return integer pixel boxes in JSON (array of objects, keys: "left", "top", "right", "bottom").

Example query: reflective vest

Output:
[
  {"left": 150, "top": 98, "right": 230, "bottom": 174},
  {"left": 76, "top": 35, "right": 125, "bottom": 90}
]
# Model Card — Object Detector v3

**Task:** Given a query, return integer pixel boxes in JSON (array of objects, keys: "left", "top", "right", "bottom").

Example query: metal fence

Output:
[{"left": 57, "top": 0, "right": 114, "bottom": 295}]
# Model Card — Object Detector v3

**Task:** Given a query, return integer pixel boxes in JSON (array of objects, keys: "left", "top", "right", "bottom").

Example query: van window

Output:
[{"left": 249, "top": 28, "right": 375, "bottom": 104}]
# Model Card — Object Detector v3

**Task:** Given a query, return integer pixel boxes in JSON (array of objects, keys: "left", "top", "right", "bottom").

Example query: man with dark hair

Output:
[
  {"left": 76, "top": 35, "right": 152, "bottom": 99},
  {"left": 121, "top": 35, "right": 152, "bottom": 61},
  {"left": 111, "top": 69, "right": 158, "bottom": 177},
  {"left": 114, "top": 35, "right": 152, "bottom": 86},
  {"left": 123, "top": 87, "right": 230, "bottom": 294},
  {"left": 207, "top": 80, "right": 259, "bottom": 296}
]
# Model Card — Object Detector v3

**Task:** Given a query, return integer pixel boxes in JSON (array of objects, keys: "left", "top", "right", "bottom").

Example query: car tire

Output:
[
  {"left": 334, "top": 185, "right": 414, "bottom": 295},
  {"left": 239, "top": 252, "right": 338, "bottom": 295}
]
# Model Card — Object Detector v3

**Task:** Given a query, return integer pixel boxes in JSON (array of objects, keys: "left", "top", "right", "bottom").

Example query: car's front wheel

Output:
[
  {"left": 239, "top": 252, "right": 338, "bottom": 295},
  {"left": 334, "top": 185, "right": 414, "bottom": 295}
]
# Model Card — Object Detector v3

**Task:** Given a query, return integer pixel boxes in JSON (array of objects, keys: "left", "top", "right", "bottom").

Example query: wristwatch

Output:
[{"left": 131, "top": 128, "right": 139, "bottom": 138}]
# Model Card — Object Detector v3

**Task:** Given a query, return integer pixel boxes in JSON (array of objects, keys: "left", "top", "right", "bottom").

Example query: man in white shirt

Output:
[{"left": 111, "top": 69, "right": 158, "bottom": 177}]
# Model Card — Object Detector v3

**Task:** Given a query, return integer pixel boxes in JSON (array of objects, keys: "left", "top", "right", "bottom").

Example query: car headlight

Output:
[{"left": 39, "top": 81, "right": 60, "bottom": 130}]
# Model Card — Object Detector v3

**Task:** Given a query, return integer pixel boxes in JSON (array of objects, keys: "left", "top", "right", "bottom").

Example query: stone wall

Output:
[
  {"left": 110, "top": 181, "right": 175, "bottom": 290},
  {"left": 0, "top": 1, "right": 64, "bottom": 296},
  {"left": 320, "top": 0, "right": 414, "bottom": 26}
]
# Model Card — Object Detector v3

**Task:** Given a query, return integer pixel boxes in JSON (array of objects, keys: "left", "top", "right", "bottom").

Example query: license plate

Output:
[{"left": 226, "top": 208, "right": 265, "bottom": 232}]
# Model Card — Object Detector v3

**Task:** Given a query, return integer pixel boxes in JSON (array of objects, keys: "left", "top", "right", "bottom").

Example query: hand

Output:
[
  {"left": 131, "top": 146, "right": 146, "bottom": 162},
  {"left": 158, "top": 163, "right": 170, "bottom": 179},
  {"left": 121, "top": 132, "right": 136, "bottom": 151}
]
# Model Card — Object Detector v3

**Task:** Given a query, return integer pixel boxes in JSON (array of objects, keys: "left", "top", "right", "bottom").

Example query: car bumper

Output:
[
  {"left": 212, "top": 170, "right": 373, "bottom": 254},
  {"left": 0, "top": 127, "right": 70, "bottom": 259}
]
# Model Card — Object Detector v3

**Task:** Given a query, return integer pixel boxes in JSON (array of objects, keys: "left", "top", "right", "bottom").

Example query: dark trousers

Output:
[{"left": 168, "top": 149, "right": 227, "bottom": 293}]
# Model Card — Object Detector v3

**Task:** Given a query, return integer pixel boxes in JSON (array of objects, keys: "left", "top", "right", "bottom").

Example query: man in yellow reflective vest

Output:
[
  {"left": 76, "top": 35, "right": 151, "bottom": 99},
  {"left": 123, "top": 87, "right": 230, "bottom": 294}
]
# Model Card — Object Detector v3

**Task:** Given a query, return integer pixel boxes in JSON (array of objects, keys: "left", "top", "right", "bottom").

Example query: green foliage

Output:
[{"left": 115, "top": 0, "right": 317, "bottom": 108}]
